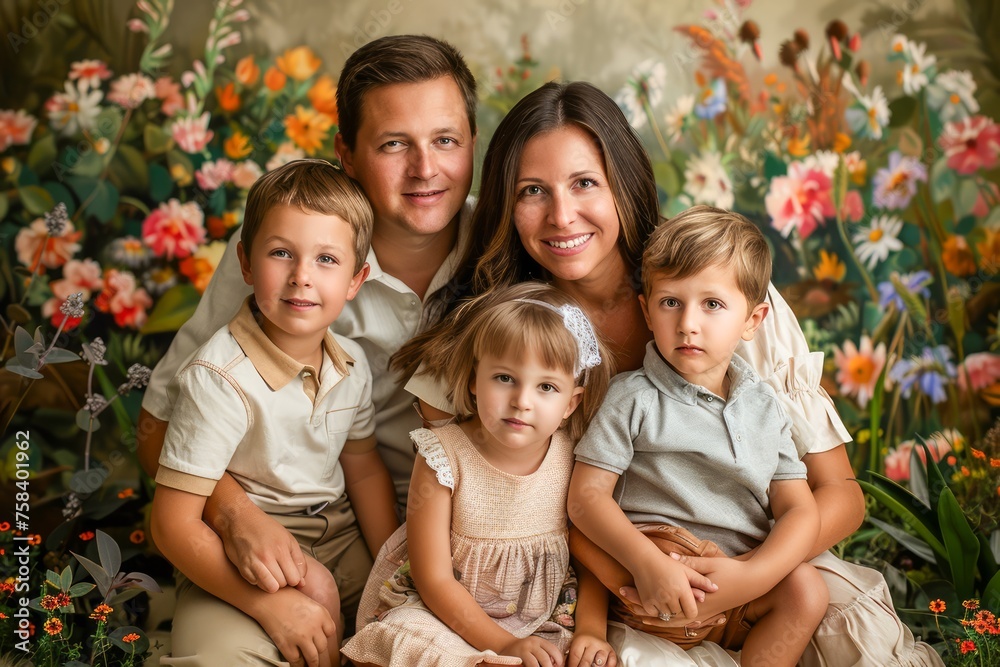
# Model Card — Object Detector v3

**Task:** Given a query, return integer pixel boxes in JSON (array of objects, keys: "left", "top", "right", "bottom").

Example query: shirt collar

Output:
[
  {"left": 228, "top": 297, "right": 354, "bottom": 391},
  {"left": 641, "top": 341, "right": 758, "bottom": 405}
]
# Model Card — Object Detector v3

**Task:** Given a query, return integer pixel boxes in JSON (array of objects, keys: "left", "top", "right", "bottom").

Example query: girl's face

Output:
[
  {"left": 470, "top": 347, "right": 583, "bottom": 456},
  {"left": 513, "top": 124, "right": 626, "bottom": 285}
]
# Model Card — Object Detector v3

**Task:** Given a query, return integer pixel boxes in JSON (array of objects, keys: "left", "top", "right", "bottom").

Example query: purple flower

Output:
[
  {"left": 877, "top": 270, "right": 932, "bottom": 310},
  {"left": 694, "top": 79, "right": 727, "bottom": 120},
  {"left": 888, "top": 345, "right": 956, "bottom": 404},
  {"left": 872, "top": 151, "right": 927, "bottom": 210}
]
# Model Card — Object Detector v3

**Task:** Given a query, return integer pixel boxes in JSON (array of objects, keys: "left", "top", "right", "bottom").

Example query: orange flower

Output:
[
  {"left": 79, "top": 530, "right": 95, "bottom": 541},
  {"left": 122, "top": 632, "right": 141, "bottom": 643},
  {"left": 178, "top": 241, "right": 226, "bottom": 293},
  {"left": 959, "top": 639, "right": 977, "bottom": 654},
  {"left": 964, "top": 599, "right": 981, "bottom": 610},
  {"left": 90, "top": 603, "right": 113, "bottom": 622},
  {"left": 308, "top": 74, "right": 338, "bottom": 120},
  {"left": 215, "top": 82, "right": 240, "bottom": 113},
  {"left": 207, "top": 211, "right": 239, "bottom": 239},
  {"left": 991, "top": 458, "right": 1000, "bottom": 468},
  {"left": 276, "top": 46, "right": 321, "bottom": 81},
  {"left": 284, "top": 105, "right": 333, "bottom": 155},
  {"left": 27, "top": 534, "right": 41, "bottom": 545},
  {"left": 972, "top": 448, "right": 986, "bottom": 459},
  {"left": 235, "top": 55, "right": 260, "bottom": 86},
  {"left": 764, "top": 73, "right": 778, "bottom": 86},
  {"left": 787, "top": 134, "right": 811, "bottom": 157},
  {"left": 942, "top": 234, "right": 976, "bottom": 277},
  {"left": 813, "top": 249, "right": 846, "bottom": 282},
  {"left": 929, "top": 599, "right": 946, "bottom": 613},
  {"left": 977, "top": 228, "right": 1000, "bottom": 274},
  {"left": 833, "top": 132, "right": 852, "bottom": 153},
  {"left": 44, "top": 617, "right": 63, "bottom": 636},
  {"left": 962, "top": 466, "right": 970, "bottom": 476},
  {"left": 130, "top": 529, "right": 145, "bottom": 544},
  {"left": 117, "top": 487, "right": 135, "bottom": 499},
  {"left": 0, "top": 521, "right": 9, "bottom": 531},
  {"left": 41, "top": 595, "right": 59, "bottom": 610},
  {"left": 224, "top": 131, "right": 253, "bottom": 160},
  {"left": 264, "top": 67, "right": 287, "bottom": 92}
]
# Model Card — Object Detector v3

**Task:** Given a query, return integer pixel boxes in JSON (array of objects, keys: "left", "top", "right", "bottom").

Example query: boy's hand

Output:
[
  {"left": 632, "top": 550, "right": 709, "bottom": 620},
  {"left": 501, "top": 636, "right": 564, "bottom": 667},
  {"left": 567, "top": 632, "right": 617, "bottom": 667},
  {"left": 256, "top": 589, "right": 336, "bottom": 667},
  {"left": 216, "top": 505, "right": 306, "bottom": 592}
]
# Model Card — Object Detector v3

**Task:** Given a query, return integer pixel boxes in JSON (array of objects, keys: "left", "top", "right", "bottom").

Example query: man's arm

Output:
[{"left": 340, "top": 439, "right": 400, "bottom": 558}]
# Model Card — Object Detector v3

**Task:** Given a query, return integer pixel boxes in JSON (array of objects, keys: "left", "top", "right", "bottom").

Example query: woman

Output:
[{"left": 395, "top": 81, "right": 941, "bottom": 667}]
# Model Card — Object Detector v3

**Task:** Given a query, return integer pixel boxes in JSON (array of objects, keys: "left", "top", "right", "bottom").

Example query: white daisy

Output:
[
  {"left": 899, "top": 40, "right": 936, "bottom": 95},
  {"left": 852, "top": 214, "right": 904, "bottom": 270},
  {"left": 664, "top": 94, "right": 695, "bottom": 144},
  {"left": 844, "top": 83, "right": 890, "bottom": 140},
  {"left": 683, "top": 150, "right": 734, "bottom": 209},
  {"left": 926, "top": 69, "right": 979, "bottom": 124},
  {"left": 44, "top": 81, "right": 103, "bottom": 137},
  {"left": 614, "top": 59, "right": 667, "bottom": 130},
  {"left": 800, "top": 150, "right": 840, "bottom": 179}
]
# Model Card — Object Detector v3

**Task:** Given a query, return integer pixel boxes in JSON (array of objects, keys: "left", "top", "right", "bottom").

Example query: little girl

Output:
[{"left": 343, "top": 282, "right": 616, "bottom": 667}]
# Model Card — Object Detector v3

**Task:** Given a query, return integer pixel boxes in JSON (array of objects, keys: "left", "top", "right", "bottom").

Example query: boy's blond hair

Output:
[
  {"left": 642, "top": 205, "right": 771, "bottom": 307},
  {"left": 241, "top": 159, "right": 373, "bottom": 272}
]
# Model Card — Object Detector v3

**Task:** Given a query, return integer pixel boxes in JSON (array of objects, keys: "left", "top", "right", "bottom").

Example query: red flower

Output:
[
  {"left": 130, "top": 529, "right": 146, "bottom": 544},
  {"left": 40, "top": 595, "right": 59, "bottom": 610},
  {"left": 43, "top": 617, "right": 63, "bottom": 636},
  {"left": 79, "top": 531, "right": 95, "bottom": 541},
  {"left": 0, "top": 521, "right": 9, "bottom": 531},
  {"left": 959, "top": 639, "right": 977, "bottom": 654},
  {"left": 929, "top": 599, "right": 946, "bottom": 613},
  {"left": 122, "top": 632, "right": 141, "bottom": 643},
  {"left": 939, "top": 115, "right": 1000, "bottom": 174},
  {"left": 54, "top": 592, "right": 71, "bottom": 608}
]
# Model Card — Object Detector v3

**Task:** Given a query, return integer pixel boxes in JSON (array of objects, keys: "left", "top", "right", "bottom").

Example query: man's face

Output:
[{"left": 336, "top": 76, "right": 475, "bottom": 239}]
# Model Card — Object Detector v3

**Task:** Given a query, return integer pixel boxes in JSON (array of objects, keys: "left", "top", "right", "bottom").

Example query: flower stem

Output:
[{"left": 643, "top": 98, "right": 672, "bottom": 162}]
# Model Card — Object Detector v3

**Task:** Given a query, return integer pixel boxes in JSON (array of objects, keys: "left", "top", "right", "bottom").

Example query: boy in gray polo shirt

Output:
[{"left": 569, "top": 205, "right": 828, "bottom": 666}]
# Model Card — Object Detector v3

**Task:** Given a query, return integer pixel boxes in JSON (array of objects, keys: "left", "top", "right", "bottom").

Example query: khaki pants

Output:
[{"left": 161, "top": 495, "right": 373, "bottom": 667}]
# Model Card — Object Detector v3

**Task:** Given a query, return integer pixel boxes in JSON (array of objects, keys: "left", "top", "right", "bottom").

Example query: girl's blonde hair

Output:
[{"left": 418, "top": 282, "right": 613, "bottom": 441}]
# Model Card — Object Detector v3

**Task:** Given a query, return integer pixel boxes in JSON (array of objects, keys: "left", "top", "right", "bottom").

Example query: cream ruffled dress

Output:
[{"left": 342, "top": 424, "right": 576, "bottom": 666}]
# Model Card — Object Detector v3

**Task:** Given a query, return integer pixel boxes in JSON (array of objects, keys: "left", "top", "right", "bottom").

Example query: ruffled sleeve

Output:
[
  {"left": 737, "top": 284, "right": 852, "bottom": 458},
  {"left": 410, "top": 428, "right": 455, "bottom": 492}
]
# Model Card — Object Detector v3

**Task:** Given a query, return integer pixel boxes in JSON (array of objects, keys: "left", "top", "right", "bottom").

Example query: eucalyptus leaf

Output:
[
  {"left": 44, "top": 348, "right": 83, "bottom": 364},
  {"left": 69, "top": 582, "right": 96, "bottom": 597},
  {"left": 47, "top": 569, "right": 61, "bottom": 589},
  {"left": 75, "top": 408, "right": 100, "bottom": 432},
  {"left": 59, "top": 565, "right": 73, "bottom": 591},
  {"left": 13, "top": 326, "right": 34, "bottom": 356},
  {"left": 868, "top": 517, "right": 937, "bottom": 564},
  {"left": 6, "top": 303, "right": 31, "bottom": 324},
  {"left": 3, "top": 361, "right": 43, "bottom": 379},
  {"left": 119, "top": 571, "right": 163, "bottom": 593}
]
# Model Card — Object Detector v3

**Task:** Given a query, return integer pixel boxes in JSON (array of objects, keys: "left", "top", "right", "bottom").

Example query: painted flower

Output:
[
  {"left": 888, "top": 345, "right": 957, "bottom": 404},
  {"left": 834, "top": 335, "right": 887, "bottom": 408},
  {"left": 216, "top": 82, "right": 240, "bottom": 113},
  {"left": 264, "top": 67, "right": 287, "bottom": 92},
  {"left": 231, "top": 160, "right": 263, "bottom": 189},
  {"left": 207, "top": 210, "right": 240, "bottom": 239},
  {"left": 277, "top": 46, "right": 321, "bottom": 81},
  {"left": 893, "top": 38, "right": 936, "bottom": 95},
  {"left": 94, "top": 269, "right": 153, "bottom": 329},
  {"left": 171, "top": 112, "right": 214, "bottom": 153},
  {"left": 107, "top": 236, "right": 152, "bottom": 268},
  {"left": 844, "top": 151, "right": 868, "bottom": 186},
  {"left": 941, "top": 234, "right": 976, "bottom": 277},
  {"left": 266, "top": 141, "right": 306, "bottom": 171},
  {"left": 143, "top": 266, "right": 177, "bottom": 295},
  {"left": 615, "top": 60, "right": 668, "bottom": 129},
  {"left": 195, "top": 159, "right": 235, "bottom": 191},
  {"left": 155, "top": 76, "right": 184, "bottom": 117},
  {"left": 872, "top": 151, "right": 927, "bottom": 210},
  {"left": 43, "top": 258, "right": 104, "bottom": 323},
  {"left": 141, "top": 199, "right": 206, "bottom": 260},
  {"left": 664, "top": 94, "right": 694, "bottom": 144},
  {"left": 851, "top": 214, "right": 903, "bottom": 270},
  {"left": 225, "top": 131, "right": 253, "bottom": 160},
  {"left": 877, "top": 270, "right": 932, "bottom": 311},
  {"left": 958, "top": 352, "right": 1000, "bottom": 392},
  {"left": 813, "top": 249, "right": 846, "bottom": 282},
  {"left": 45, "top": 81, "right": 103, "bottom": 137},
  {"left": 765, "top": 162, "right": 835, "bottom": 239},
  {"left": 0, "top": 109, "right": 38, "bottom": 150},
  {"left": 694, "top": 78, "right": 727, "bottom": 120},
  {"left": 938, "top": 115, "right": 1000, "bottom": 175},
  {"left": 308, "top": 74, "right": 338, "bottom": 119},
  {"left": 840, "top": 190, "right": 865, "bottom": 223},
  {"left": 107, "top": 73, "right": 156, "bottom": 109},
  {"left": 926, "top": 69, "right": 979, "bottom": 123},
  {"left": 844, "top": 84, "right": 889, "bottom": 140},
  {"left": 800, "top": 150, "right": 839, "bottom": 179},
  {"left": 284, "top": 106, "right": 333, "bottom": 155},
  {"left": 179, "top": 240, "right": 227, "bottom": 293},
  {"left": 68, "top": 59, "right": 112, "bottom": 90},
  {"left": 15, "top": 217, "right": 82, "bottom": 270},
  {"left": 235, "top": 55, "right": 260, "bottom": 86},
  {"left": 683, "top": 150, "right": 733, "bottom": 209}
]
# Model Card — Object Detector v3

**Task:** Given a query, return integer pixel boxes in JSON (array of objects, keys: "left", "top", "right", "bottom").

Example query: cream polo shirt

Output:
[
  {"left": 144, "top": 199, "right": 474, "bottom": 504},
  {"left": 155, "top": 298, "right": 375, "bottom": 515}
]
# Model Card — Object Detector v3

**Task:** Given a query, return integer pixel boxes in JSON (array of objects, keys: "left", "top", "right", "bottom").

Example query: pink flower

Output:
[
  {"left": 142, "top": 199, "right": 206, "bottom": 260},
  {"left": 833, "top": 335, "right": 887, "bottom": 408},
  {"left": 939, "top": 116, "right": 1000, "bottom": 175},
  {"left": 15, "top": 218, "right": 82, "bottom": 270},
  {"left": 170, "top": 112, "right": 214, "bottom": 153},
  {"left": 0, "top": 109, "right": 37, "bottom": 150},
  {"left": 108, "top": 73, "right": 156, "bottom": 109},
  {"left": 765, "top": 162, "right": 835, "bottom": 239},
  {"left": 231, "top": 160, "right": 263, "bottom": 189},
  {"left": 840, "top": 190, "right": 865, "bottom": 223},
  {"left": 155, "top": 76, "right": 184, "bottom": 117},
  {"left": 973, "top": 183, "right": 999, "bottom": 217},
  {"left": 195, "top": 159, "right": 235, "bottom": 191},
  {"left": 43, "top": 258, "right": 104, "bottom": 326},
  {"left": 94, "top": 269, "right": 153, "bottom": 329},
  {"left": 886, "top": 430, "right": 960, "bottom": 482},
  {"left": 884, "top": 442, "right": 913, "bottom": 482},
  {"left": 958, "top": 352, "right": 1000, "bottom": 392},
  {"left": 68, "top": 60, "right": 112, "bottom": 90}
]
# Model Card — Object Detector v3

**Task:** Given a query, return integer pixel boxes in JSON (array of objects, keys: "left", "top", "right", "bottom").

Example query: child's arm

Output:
[
  {"left": 568, "top": 462, "right": 716, "bottom": 621},
  {"left": 406, "top": 457, "right": 563, "bottom": 666},
  {"left": 568, "top": 560, "right": 617, "bottom": 667},
  {"left": 151, "top": 485, "right": 336, "bottom": 667},
  {"left": 340, "top": 436, "right": 399, "bottom": 557}
]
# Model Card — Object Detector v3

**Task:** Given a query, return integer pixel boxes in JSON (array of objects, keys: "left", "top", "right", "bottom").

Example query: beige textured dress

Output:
[{"left": 342, "top": 424, "right": 576, "bottom": 666}]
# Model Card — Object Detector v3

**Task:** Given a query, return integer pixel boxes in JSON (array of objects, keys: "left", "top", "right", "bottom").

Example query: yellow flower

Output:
[
  {"left": 235, "top": 55, "right": 260, "bottom": 87},
  {"left": 276, "top": 46, "right": 321, "bottom": 82},
  {"left": 833, "top": 132, "right": 851, "bottom": 153},
  {"left": 787, "top": 134, "right": 810, "bottom": 157},
  {"left": 1, "top": 157, "right": 15, "bottom": 174},
  {"left": 813, "top": 249, "right": 846, "bottom": 282},
  {"left": 264, "top": 67, "right": 287, "bottom": 92},
  {"left": 942, "top": 234, "right": 976, "bottom": 277},
  {"left": 169, "top": 162, "right": 192, "bottom": 186},
  {"left": 284, "top": 105, "right": 333, "bottom": 155},
  {"left": 225, "top": 131, "right": 253, "bottom": 160},
  {"left": 308, "top": 75, "right": 338, "bottom": 120}
]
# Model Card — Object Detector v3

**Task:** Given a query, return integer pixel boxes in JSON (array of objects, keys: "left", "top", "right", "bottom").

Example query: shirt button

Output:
[
  {"left": 303, "top": 371, "right": 311, "bottom": 377},
  {"left": 706, "top": 396, "right": 713, "bottom": 402},
  {"left": 409, "top": 300, "right": 417, "bottom": 308},
  {"left": 737, "top": 435, "right": 742, "bottom": 441}
]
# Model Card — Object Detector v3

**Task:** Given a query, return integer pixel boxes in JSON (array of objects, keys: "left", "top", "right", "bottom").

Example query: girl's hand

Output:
[
  {"left": 567, "top": 632, "right": 617, "bottom": 667},
  {"left": 500, "top": 636, "right": 564, "bottom": 667}
]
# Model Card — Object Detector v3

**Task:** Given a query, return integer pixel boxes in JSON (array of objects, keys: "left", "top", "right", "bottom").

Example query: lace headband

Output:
[{"left": 514, "top": 298, "right": 602, "bottom": 384}]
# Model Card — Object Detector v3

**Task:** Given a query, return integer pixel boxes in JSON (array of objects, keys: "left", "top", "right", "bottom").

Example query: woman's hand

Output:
[
  {"left": 567, "top": 631, "right": 617, "bottom": 667},
  {"left": 500, "top": 636, "right": 564, "bottom": 667},
  {"left": 255, "top": 588, "right": 336, "bottom": 667}
]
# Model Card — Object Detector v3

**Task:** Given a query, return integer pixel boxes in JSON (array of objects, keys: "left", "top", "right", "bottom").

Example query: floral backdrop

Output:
[{"left": 1, "top": 0, "right": 999, "bottom": 664}]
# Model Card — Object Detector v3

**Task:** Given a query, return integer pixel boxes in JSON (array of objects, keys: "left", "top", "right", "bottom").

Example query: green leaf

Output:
[
  {"left": 652, "top": 161, "right": 682, "bottom": 197},
  {"left": 27, "top": 133, "right": 57, "bottom": 174},
  {"left": 3, "top": 361, "right": 43, "bottom": 379},
  {"left": 109, "top": 626, "right": 149, "bottom": 654},
  {"left": 984, "top": 569, "right": 1000, "bottom": 609},
  {"left": 144, "top": 123, "right": 174, "bottom": 155},
  {"left": 71, "top": 550, "right": 110, "bottom": 596},
  {"left": 68, "top": 150, "right": 105, "bottom": 178},
  {"left": 938, "top": 488, "right": 979, "bottom": 599},
  {"left": 59, "top": 564, "right": 73, "bottom": 591},
  {"left": 18, "top": 185, "right": 54, "bottom": 215},
  {"left": 47, "top": 569, "right": 61, "bottom": 589},
  {"left": 868, "top": 516, "right": 937, "bottom": 563},
  {"left": 978, "top": 532, "right": 998, "bottom": 584},
  {"left": 149, "top": 163, "right": 173, "bottom": 202},
  {"left": 13, "top": 325, "right": 35, "bottom": 356},
  {"left": 97, "top": 530, "right": 122, "bottom": 578},
  {"left": 955, "top": 180, "right": 980, "bottom": 218},
  {"left": 888, "top": 96, "right": 917, "bottom": 127},
  {"left": 929, "top": 158, "right": 956, "bottom": 204},
  {"left": 75, "top": 408, "right": 99, "bottom": 432},
  {"left": 84, "top": 182, "right": 120, "bottom": 223},
  {"left": 44, "top": 347, "right": 82, "bottom": 364},
  {"left": 0, "top": 192, "right": 8, "bottom": 220},
  {"left": 140, "top": 283, "right": 201, "bottom": 334},
  {"left": 915, "top": 440, "right": 950, "bottom": 509},
  {"left": 763, "top": 152, "right": 787, "bottom": 179},
  {"left": 111, "top": 144, "right": 149, "bottom": 192},
  {"left": 857, "top": 478, "right": 948, "bottom": 564},
  {"left": 69, "top": 582, "right": 96, "bottom": 597},
  {"left": 41, "top": 181, "right": 76, "bottom": 218}
]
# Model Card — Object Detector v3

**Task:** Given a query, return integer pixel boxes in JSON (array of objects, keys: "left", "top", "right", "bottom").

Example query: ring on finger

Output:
[{"left": 658, "top": 611, "right": 672, "bottom": 621}]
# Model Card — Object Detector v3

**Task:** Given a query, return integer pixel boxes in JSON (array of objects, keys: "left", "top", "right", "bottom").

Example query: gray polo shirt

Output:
[{"left": 575, "top": 342, "right": 806, "bottom": 556}]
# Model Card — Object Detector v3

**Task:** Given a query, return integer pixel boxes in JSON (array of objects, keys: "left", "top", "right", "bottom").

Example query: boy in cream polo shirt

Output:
[{"left": 151, "top": 159, "right": 395, "bottom": 667}]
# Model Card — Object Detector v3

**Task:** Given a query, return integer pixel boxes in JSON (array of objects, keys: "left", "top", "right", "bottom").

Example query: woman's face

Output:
[{"left": 513, "top": 124, "right": 625, "bottom": 285}]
